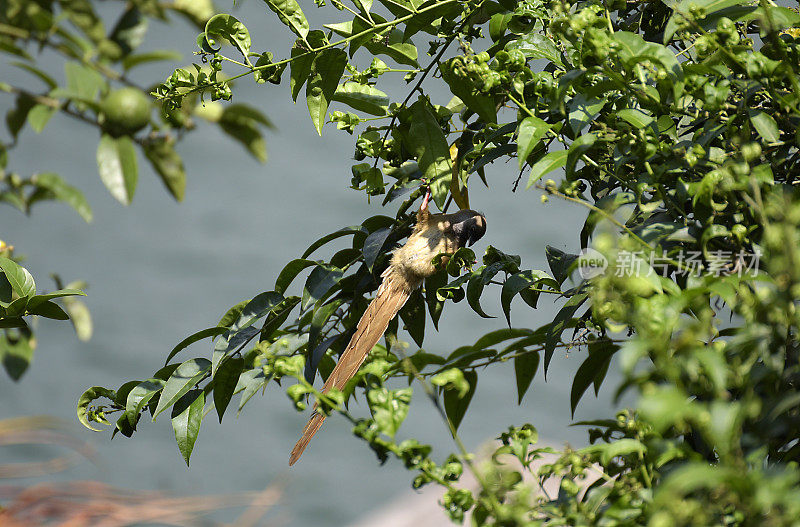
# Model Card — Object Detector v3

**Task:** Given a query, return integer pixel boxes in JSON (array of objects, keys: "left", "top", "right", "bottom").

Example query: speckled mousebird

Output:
[{"left": 289, "top": 187, "right": 487, "bottom": 465}]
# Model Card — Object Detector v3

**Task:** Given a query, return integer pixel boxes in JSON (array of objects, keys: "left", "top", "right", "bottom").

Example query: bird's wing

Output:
[{"left": 289, "top": 273, "right": 412, "bottom": 465}]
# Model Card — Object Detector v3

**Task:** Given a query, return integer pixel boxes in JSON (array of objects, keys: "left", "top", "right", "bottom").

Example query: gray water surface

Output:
[{"left": 1, "top": 4, "right": 623, "bottom": 524}]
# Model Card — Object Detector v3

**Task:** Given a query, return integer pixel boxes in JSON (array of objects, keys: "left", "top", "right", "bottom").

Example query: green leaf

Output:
[
  {"left": 27, "top": 104, "right": 56, "bottom": 133},
  {"left": 77, "top": 386, "right": 116, "bottom": 431},
  {"left": 153, "top": 358, "right": 212, "bottom": 419},
  {"left": 664, "top": 0, "right": 755, "bottom": 41},
  {"left": 27, "top": 289, "right": 85, "bottom": 310},
  {"left": 27, "top": 300, "right": 69, "bottom": 320},
  {"left": 309, "top": 298, "right": 345, "bottom": 353},
  {"left": 302, "top": 226, "right": 362, "bottom": 259},
  {"left": 263, "top": 0, "right": 310, "bottom": 38},
  {"left": 501, "top": 270, "right": 556, "bottom": 325},
  {"left": 64, "top": 61, "right": 105, "bottom": 102},
  {"left": 302, "top": 264, "right": 345, "bottom": 310},
  {"left": 275, "top": 259, "right": 319, "bottom": 294},
  {"left": 122, "top": 50, "right": 184, "bottom": 71},
  {"left": 349, "top": 17, "right": 380, "bottom": 57},
  {"left": 254, "top": 52, "right": 287, "bottom": 84},
  {"left": 233, "top": 291, "right": 285, "bottom": 332},
  {"left": 639, "top": 385, "right": 695, "bottom": 433},
  {"left": 306, "top": 48, "right": 348, "bottom": 134},
  {"left": 214, "top": 357, "right": 244, "bottom": 422},
  {"left": 0, "top": 257, "right": 36, "bottom": 298},
  {"left": 440, "top": 59, "right": 497, "bottom": 124},
  {"left": 749, "top": 110, "right": 780, "bottom": 143},
  {"left": 96, "top": 134, "right": 138, "bottom": 205},
  {"left": 290, "top": 47, "right": 316, "bottom": 102},
  {"left": 750, "top": 5, "right": 800, "bottom": 29},
  {"left": 326, "top": 20, "right": 418, "bottom": 66},
  {"left": 506, "top": 32, "right": 563, "bottom": 67},
  {"left": 362, "top": 227, "right": 392, "bottom": 271},
  {"left": 171, "top": 389, "right": 205, "bottom": 466},
  {"left": 545, "top": 245, "right": 579, "bottom": 285},
  {"left": 30, "top": 172, "right": 93, "bottom": 222},
  {"left": 570, "top": 339, "right": 618, "bottom": 416},
  {"left": 466, "top": 274, "right": 493, "bottom": 319},
  {"left": 165, "top": 326, "right": 228, "bottom": 365},
  {"left": 516, "top": 116, "right": 550, "bottom": 170},
  {"left": 5, "top": 297, "right": 28, "bottom": 317},
  {"left": 289, "top": 32, "right": 326, "bottom": 101},
  {"left": 0, "top": 317, "right": 26, "bottom": 329},
  {"left": 11, "top": 62, "right": 58, "bottom": 89},
  {"left": 125, "top": 379, "right": 166, "bottom": 427},
  {"left": 109, "top": 6, "right": 148, "bottom": 56},
  {"left": 403, "top": 0, "right": 460, "bottom": 41},
  {"left": 568, "top": 95, "right": 606, "bottom": 135},
  {"left": 217, "top": 299, "right": 249, "bottom": 328},
  {"left": 425, "top": 270, "right": 447, "bottom": 329},
  {"left": 514, "top": 347, "right": 539, "bottom": 404},
  {"left": 406, "top": 97, "right": 452, "bottom": 209},
  {"left": 443, "top": 370, "right": 477, "bottom": 431},
  {"left": 367, "top": 28, "right": 418, "bottom": 67},
  {"left": 205, "top": 14, "right": 251, "bottom": 59},
  {"left": 544, "top": 293, "right": 587, "bottom": 376},
  {"left": 143, "top": 137, "right": 186, "bottom": 201},
  {"left": 237, "top": 368, "right": 269, "bottom": 413},
  {"left": 219, "top": 104, "right": 271, "bottom": 163},
  {"left": 431, "top": 367, "right": 470, "bottom": 397},
  {"left": 332, "top": 82, "right": 389, "bottom": 116},
  {"left": 617, "top": 108, "right": 654, "bottom": 129},
  {"left": 0, "top": 327, "right": 34, "bottom": 381},
  {"left": 261, "top": 296, "right": 301, "bottom": 341},
  {"left": 469, "top": 143, "right": 517, "bottom": 175},
  {"left": 584, "top": 438, "right": 646, "bottom": 465},
  {"left": 62, "top": 294, "right": 92, "bottom": 341},
  {"left": 368, "top": 387, "right": 412, "bottom": 438},
  {"left": 5, "top": 94, "right": 35, "bottom": 139},
  {"left": 473, "top": 328, "right": 535, "bottom": 350},
  {"left": 212, "top": 327, "right": 261, "bottom": 376},
  {"left": 353, "top": 0, "right": 374, "bottom": 16},
  {"left": 613, "top": 32, "right": 683, "bottom": 86},
  {"left": 399, "top": 290, "right": 426, "bottom": 347},
  {"left": 436, "top": 274, "right": 469, "bottom": 303},
  {"left": 526, "top": 150, "right": 567, "bottom": 189}
]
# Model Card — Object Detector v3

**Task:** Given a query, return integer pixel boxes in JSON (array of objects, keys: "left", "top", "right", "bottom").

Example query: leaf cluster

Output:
[
  {"left": 0, "top": 248, "right": 88, "bottom": 381},
  {"left": 79, "top": 0, "right": 800, "bottom": 524}
]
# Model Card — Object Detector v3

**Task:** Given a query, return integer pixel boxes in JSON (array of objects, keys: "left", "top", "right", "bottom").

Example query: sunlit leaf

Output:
[{"left": 96, "top": 134, "right": 138, "bottom": 205}]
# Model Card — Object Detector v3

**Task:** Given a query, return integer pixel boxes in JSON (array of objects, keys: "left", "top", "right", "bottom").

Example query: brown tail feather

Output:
[
  {"left": 288, "top": 273, "right": 413, "bottom": 464},
  {"left": 288, "top": 412, "right": 326, "bottom": 465}
]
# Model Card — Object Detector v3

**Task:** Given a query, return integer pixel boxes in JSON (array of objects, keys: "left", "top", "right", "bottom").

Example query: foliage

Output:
[
  {"left": 0, "top": 0, "right": 271, "bottom": 379},
  {"left": 0, "top": 240, "right": 89, "bottom": 380},
  {"left": 79, "top": 0, "right": 800, "bottom": 524}
]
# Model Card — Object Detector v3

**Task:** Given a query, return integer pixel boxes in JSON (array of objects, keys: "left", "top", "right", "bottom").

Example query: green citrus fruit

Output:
[{"left": 101, "top": 87, "right": 151, "bottom": 136}]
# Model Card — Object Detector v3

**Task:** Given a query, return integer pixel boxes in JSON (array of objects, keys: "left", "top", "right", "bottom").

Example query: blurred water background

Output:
[{"left": 0, "top": 2, "right": 624, "bottom": 524}]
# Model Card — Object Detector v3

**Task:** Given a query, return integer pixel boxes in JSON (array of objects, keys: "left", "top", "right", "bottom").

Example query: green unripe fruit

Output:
[
  {"left": 101, "top": 87, "right": 151, "bottom": 137},
  {"left": 732, "top": 224, "right": 747, "bottom": 241},
  {"left": 507, "top": 49, "right": 526, "bottom": 71}
]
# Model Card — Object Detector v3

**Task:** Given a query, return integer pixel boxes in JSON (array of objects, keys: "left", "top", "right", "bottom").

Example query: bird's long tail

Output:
[{"left": 289, "top": 271, "right": 412, "bottom": 465}]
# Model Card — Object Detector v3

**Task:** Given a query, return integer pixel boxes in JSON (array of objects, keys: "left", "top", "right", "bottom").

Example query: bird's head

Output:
[{"left": 448, "top": 209, "right": 487, "bottom": 248}]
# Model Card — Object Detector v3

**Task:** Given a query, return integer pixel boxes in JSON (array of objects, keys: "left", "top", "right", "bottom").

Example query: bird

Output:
[{"left": 288, "top": 187, "right": 487, "bottom": 465}]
